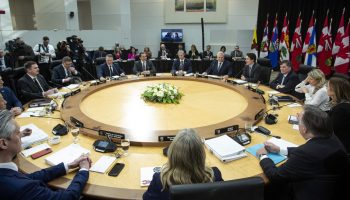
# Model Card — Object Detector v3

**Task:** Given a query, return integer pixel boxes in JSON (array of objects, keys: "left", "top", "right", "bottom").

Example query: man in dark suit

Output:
[
  {"left": 0, "top": 49, "right": 13, "bottom": 71},
  {"left": 97, "top": 54, "right": 125, "bottom": 79},
  {"left": 0, "top": 75, "right": 22, "bottom": 115},
  {"left": 133, "top": 52, "right": 156, "bottom": 76},
  {"left": 171, "top": 50, "right": 192, "bottom": 76},
  {"left": 230, "top": 45, "right": 243, "bottom": 59},
  {"left": 51, "top": 56, "right": 82, "bottom": 86},
  {"left": 270, "top": 60, "right": 300, "bottom": 96},
  {"left": 202, "top": 45, "right": 213, "bottom": 59},
  {"left": 203, "top": 51, "right": 233, "bottom": 80},
  {"left": 158, "top": 44, "right": 171, "bottom": 59},
  {"left": 18, "top": 61, "right": 57, "bottom": 102},
  {"left": 241, "top": 53, "right": 261, "bottom": 83},
  {"left": 0, "top": 110, "right": 92, "bottom": 200},
  {"left": 256, "top": 105, "right": 349, "bottom": 200}
]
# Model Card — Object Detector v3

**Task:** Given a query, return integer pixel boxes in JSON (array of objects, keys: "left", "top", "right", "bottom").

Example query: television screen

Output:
[{"left": 161, "top": 29, "right": 183, "bottom": 42}]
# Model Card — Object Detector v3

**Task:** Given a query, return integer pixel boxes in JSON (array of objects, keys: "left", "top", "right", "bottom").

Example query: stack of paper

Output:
[
  {"left": 205, "top": 135, "right": 246, "bottom": 162},
  {"left": 90, "top": 156, "right": 116, "bottom": 173},
  {"left": 65, "top": 84, "right": 80, "bottom": 90},
  {"left": 18, "top": 107, "right": 46, "bottom": 118},
  {"left": 140, "top": 166, "right": 161, "bottom": 187},
  {"left": 21, "top": 124, "right": 49, "bottom": 149},
  {"left": 232, "top": 79, "right": 247, "bottom": 84},
  {"left": 45, "top": 144, "right": 90, "bottom": 166},
  {"left": 246, "top": 137, "right": 298, "bottom": 164},
  {"left": 21, "top": 143, "right": 51, "bottom": 157}
]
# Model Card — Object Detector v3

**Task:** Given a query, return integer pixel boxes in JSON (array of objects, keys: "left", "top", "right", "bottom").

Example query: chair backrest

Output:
[
  {"left": 259, "top": 66, "right": 272, "bottom": 85},
  {"left": 50, "top": 59, "right": 62, "bottom": 70},
  {"left": 170, "top": 177, "right": 264, "bottom": 200},
  {"left": 94, "top": 57, "right": 106, "bottom": 65},
  {"left": 297, "top": 64, "right": 313, "bottom": 81},
  {"left": 257, "top": 58, "right": 272, "bottom": 68}
]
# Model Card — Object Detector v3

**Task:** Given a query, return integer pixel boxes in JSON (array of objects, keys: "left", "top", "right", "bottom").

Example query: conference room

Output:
[{"left": 0, "top": 0, "right": 349, "bottom": 200}]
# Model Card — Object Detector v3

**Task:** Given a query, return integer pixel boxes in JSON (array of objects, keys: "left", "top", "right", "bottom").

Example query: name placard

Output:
[
  {"left": 215, "top": 125, "right": 239, "bottom": 135},
  {"left": 98, "top": 130, "right": 125, "bottom": 139},
  {"left": 71, "top": 88, "right": 81, "bottom": 95},
  {"left": 158, "top": 135, "right": 176, "bottom": 142},
  {"left": 70, "top": 116, "right": 84, "bottom": 128}
]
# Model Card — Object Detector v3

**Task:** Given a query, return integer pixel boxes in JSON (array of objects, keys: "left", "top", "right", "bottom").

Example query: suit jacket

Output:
[
  {"left": 171, "top": 58, "right": 192, "bottom": 74},
  {"left": 188, "top": 50, "right": 200, "bottom": 59},
  {"left": 143, "top": 167, "right": 223, "bottom": 200},
  {"left": 269, "top": 71, "right": 300, "bottom": 95},
  {"left": 202, "top": 51, "right": 213, "bottom": 58},
  {"left": 329, "top": 102, "right": 350, "bottom": 153},
  {"left": 158, "top": 49, "right": 171, "bottom": 59},
  {"left": 0, "top": 87, "right": 22, "bottom": 109},
  {"left": 0, "top": 163, "right": 89, "bottom": 200},
  {"left": 18, "top": 74, "right": 50, "bottom": 101},
  {"left": 51, "top": 65, "right": 81, "bottom": 86},
  {"left": 92, "top": 51, "right": 107, "bottom": 60},
  {"left": 242, "top": 63, "right": 261, "bottom": 83},
  {"left": 260, "top": 135, "right": 349, "bottom": 200},
  {"left": 133, "top": 60, "right": 156, "bottom": 75},
  {"left": 97, "top": 63, "right": 125, "bottom": 78},
  {"left": 0, "top": 55, "right": 14, "bottom": 70},
  {"left": 206, "top": 60, "right": 233, "bottom": 76},
  {"left": 230, "top": 50, "right": 243, "bottom": 58}
]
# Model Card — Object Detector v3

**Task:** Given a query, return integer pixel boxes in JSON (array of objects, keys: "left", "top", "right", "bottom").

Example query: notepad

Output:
[
  {"left": 21, "top": 124, "right": 49, "bottom": 149},
  {"left": 45, "top": 144, "right": 90, "bottom": 166},
  {"left": 21, "top": 143, "right": 51, "bottom": 157},
  {"left": 90, "top": 156, "right": 116, "bottom": 173},
  {"left": 246, "top": 144, "right": 286, "bottom": 164},
  {"left": 140, "top": 166, "right": 161, "bottom": 187}
]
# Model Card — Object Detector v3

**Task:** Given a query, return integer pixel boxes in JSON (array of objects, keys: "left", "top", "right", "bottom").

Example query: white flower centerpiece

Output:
[{"left": 141, "top": 83, "right": 184, "bottom": 104}]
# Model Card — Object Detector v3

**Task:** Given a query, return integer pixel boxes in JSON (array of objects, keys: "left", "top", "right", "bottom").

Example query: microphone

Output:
[
  {"left": 81, "top": 66, "right": 101, "bottom": 85},
  {"left": 30, "top": 115, "right": 61, "bottom": 120}
]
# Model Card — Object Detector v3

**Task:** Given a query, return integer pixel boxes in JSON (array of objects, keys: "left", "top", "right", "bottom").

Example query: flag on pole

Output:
[
  {"left": 332, "top": 8, "right": 345, "bottom": 56},
  {"left": 268, "top": 15, "right": 279, "bottom": 69},
  {"left": 279, "top": 13, "right": 290, "bottom": 61},
  {"left": 304, "top": 19, "right": 317, "bottom": 67},
  {"left": 317, "top": 13, "right": 333, "bottom": 76},
  {"left": 251, "top": 25, "right": 258, "bottom": 56},
  {"left": 302, "top": 11, "right": 315, "bottom": 53},
  {"left": 260, "top": 15, "right": 269, "bottom": 58},
  {"left": 291, "top": 13, "right": 303, "bottom": 71},
  {"left": 334, "top": 19, "right": 349, "bottom": 74}
]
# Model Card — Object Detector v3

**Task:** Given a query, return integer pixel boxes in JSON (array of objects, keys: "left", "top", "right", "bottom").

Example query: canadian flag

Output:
[
  {"left": 302, "top": 11, "right": 314, "bottom": 53},
  {"left": 291, "top": 13, "right": 303, "bottom": 71},
  {"left": 317, "top": 13, "right": 333, "bottom": 76},
  {"left": 334, "top": 20, "right": 349, "bottom": 74},
  {"left": 332, "top": 8, "right": 345, "bottom": 56}
]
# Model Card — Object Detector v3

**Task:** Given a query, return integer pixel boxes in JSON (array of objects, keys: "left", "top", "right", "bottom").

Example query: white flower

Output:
[
  {"left": 170, "top": 96, "right": 174, "bottom": 99},
  {"left": 157, "top": 91, "right": 164, "bottom": 97}
]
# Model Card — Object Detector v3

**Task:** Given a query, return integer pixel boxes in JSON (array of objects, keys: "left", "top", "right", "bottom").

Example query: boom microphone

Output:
[{"left": 82, "top": 66, "right": 101, "bottom": 84}]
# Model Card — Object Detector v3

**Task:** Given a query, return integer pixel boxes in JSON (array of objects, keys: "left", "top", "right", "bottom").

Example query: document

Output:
[
  {"left": 140, "top": 166, "right": 161, "bottom": 187},
  {"left": 20, "top": 124, "right": 49, "bottom": 149},
  {"left": 90, "top": 156, "right": 116, "bottom": 173},
  {"left": 205, "top": 135, "right": 246, "bottom": 162},
  {"left": 45, "top": 144, "right": 90, "bottom": 166},
  {"left": 21, "top": 143, "right": 51, "bottom": 157},
  {"left": 65, "top": 84, "right": 80, "bottom": 90},
  {"left": 18, "top": 107, "right": 46, "bottom": 118},
  {"left": 232, "top": 79, "right": 247, "bottom": 84}
]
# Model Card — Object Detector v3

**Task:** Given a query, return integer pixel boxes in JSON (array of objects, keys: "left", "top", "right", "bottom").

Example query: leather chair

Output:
[
  {"left": 297, "top": 64, "right": 313, "bottom": 81},
  {"left": 257, "top": 58, "right": 272, "bottom": 68},
  {"left": 258, "top": 66, "right": 272, "bottom": 85},
  {"left": 169, "top": 176, "right": 264, "bottom": 200}
]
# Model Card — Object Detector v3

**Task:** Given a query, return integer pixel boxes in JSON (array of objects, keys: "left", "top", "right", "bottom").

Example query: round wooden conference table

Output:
[{"left": 15, "top": 75, "right": 305, "bottom": 200}]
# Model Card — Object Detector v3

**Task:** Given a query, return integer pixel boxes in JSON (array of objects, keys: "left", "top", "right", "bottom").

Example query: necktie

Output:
[
  {"left": 217, "top": 62, "right": 222, "bottom": 72},
  {"left": 0, "top": 59, "right": 3, "bottom": 70},
  {"left": 281, "top": 75, "right": 286, "bottom": 85},
  {"left": 109, "top": 65, "right": 113, "bottom": 77},
  {"left": 180, "top": 60, "right": 184, "bottom": 70},
  {"left": 33, "top": 77, "right": 44, "bottom": 92},
  {"left": 143, "top": 61, "right": 146, "bottom": 71},
  {"left": 249, "top": 66, "right": 252, "bottom": 77}
]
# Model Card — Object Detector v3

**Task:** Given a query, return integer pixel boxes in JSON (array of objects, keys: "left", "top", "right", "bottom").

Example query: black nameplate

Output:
[
  {"left": 70, "top": 116, "right": 84, "bottom": 128},
  {"left": 158, "top": 135, "right": 176, "bottom": 142},
  {"left": 63, "top": 93, "right": 71, "bottom": 98},
  {"left": 98, "top": 130, "right": 125, "bottom": 139},
  {"left": 71, "top": 88, "right": 81, "bottom": 96},
  {"left": 254, "top": 109, "right": 265, "bottom": 120},
  {"left": 215, "top": 125, "right": 239, "bottom": 135}
]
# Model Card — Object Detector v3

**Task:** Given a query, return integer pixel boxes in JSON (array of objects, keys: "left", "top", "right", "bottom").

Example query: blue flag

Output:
[{"left": 268, "top": 17, "right": 279, "bottom": 69}]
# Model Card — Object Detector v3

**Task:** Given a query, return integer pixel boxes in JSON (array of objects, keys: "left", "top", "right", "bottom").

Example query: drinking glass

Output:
[
  {"left": 245, "top": 122, "right": 252, "bottom": 133},
  {"left": 121, "top": 139, "right": 130, "bottom": 156},
  {"left": 71, "top": 128, "right": 80, "bottom": 144}
]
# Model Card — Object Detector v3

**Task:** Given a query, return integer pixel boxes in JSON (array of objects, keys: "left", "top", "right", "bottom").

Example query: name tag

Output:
[
  {"left": 158, "top": 135, "right": 176, "bottom": 142},
  {"left": 215, "top": 125, "right": 239, "bottom": 135},
  {"left": 98, "top": 130, "right": 125, "bottom": 139}
]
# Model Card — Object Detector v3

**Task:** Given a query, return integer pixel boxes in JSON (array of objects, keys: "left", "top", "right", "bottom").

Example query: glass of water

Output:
[
  {"left": 121, "top": 139, "right": 130, "bottom": 156},
  {"left": 71, "top": 128, "right": 80, "bottom": 144},
  {"left": 245, "top": 122, "right": 253, "bottom": 133}
]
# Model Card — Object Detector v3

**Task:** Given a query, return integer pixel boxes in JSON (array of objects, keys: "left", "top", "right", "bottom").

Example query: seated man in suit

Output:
[
  {"left": 0, "top": 49, "right": 13, "bottom": 71},
  {"left": 241, "top": 53, "right": 261, "bottom": 83},
  {"left": 18, "top": 61, "right": 57, "bottom": 102},
  {"left": 270, "top": 60, "right": 300, "bottom": 96},
  {"left": 97, "top": 54, "right": 125, "bottom": 80},
  {"left": 202, "top": 45, "right": 213, "bottom": 59},
  {"left": 171, "top": 50, "right": 192, "bottom": 76},
  {"left": 158, "top": 44, "right": 171, "bottom": 59},
  {"left": 133, "top": 52, "right": 156, "bottom": 76},
  {"left": 51, "top": 56, "right": 82, "bottom": 86},
  {"left": 0, "top": 75, "right": 22, "bottom": 115},
  {"left": 230, "top": 45, "right": 243, "bottom": 60},
  {"left": 0, "top": 110, "right": 92, "bottom": 200},
  {"left": 203, "top": 51, "right": 233, "bottom": 80},
  {"left": 256, "top": 105, "right": 349, "bottom": 200}
]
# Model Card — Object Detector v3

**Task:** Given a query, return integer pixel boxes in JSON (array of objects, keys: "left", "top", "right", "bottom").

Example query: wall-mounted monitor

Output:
[{"left": 161, "top": 29, "right": 183, "bottom": 42}]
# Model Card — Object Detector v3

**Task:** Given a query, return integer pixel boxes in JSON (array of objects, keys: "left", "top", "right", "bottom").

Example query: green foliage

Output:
[{"left": 141, "top": 83, "right": 184, "bottom": 104}]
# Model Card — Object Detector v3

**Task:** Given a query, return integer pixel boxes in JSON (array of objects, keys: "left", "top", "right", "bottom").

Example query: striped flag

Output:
[
  {"left": 279, "top": 13, "right": 290, "bottom": 61},
  {"left": 317, "top": 13, "right": 333, "bottom": 76},
  {"left": 304, "top": 19, "right": 317, "bottom": 67},
  {"left": 291, "top": 13, "right": 303, "bottom": 71}
]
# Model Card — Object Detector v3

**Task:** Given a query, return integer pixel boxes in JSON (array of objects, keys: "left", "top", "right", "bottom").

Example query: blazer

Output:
[
  {"left": 0, "top": 163, "right": 89, "bottom": 200},
  {"left": 242, "top": 63, "right": 261, "bottom": 83},
  {"left": 202, "top": 51, "right": 213, "bottom": 58},
  {"left": 329, "top": 102, "right": 350, "bottom": 153},
  {"left": 270, "top": 71, "right": 300, "bottom": 95},
  {"left": 230, "top": 50, "right": 243, "bottom": 58},
  {"left": 206, "top": 60, "right": 233, "bottom": 76},
  {"left": 18, "top": 74, "right": 50, "bottom": 101},
  {"left": 171, "top": 58, "right": 192, "bottom": 74},
  {"left": 51, "top": 65, "right": 81, "bottom": 86},
  {"left": 188, "top": 50, "right": 200, "bottom": 59},
  {"left": 158, "top": 49, "right": 171, "bottom": 59},
  {"left": 260, "top": 135, "right": 349, "bottom": 200},
  {"left": 143, "top": 167, "right": 223, "bottom": 200},
  {"left": 97, "top": 63, "right": 125, "bottom": 78},
  {"left": 133, "top": 60, "right": 156, "bottom": 75},
  {"left": 0, "top": 87, "right": 22, "bottom": 109}
]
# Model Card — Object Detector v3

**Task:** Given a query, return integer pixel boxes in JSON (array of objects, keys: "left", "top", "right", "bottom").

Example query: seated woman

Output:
[
  {"left": 295, "top": 69, "right": 330, "bottom": 111},
  {"left": 143, "top": 47, "right": 152, "bottom": 59},
  {"left": 143, "top": 128, "right": 223, "bottom": 200},
  {"left": 327, "top": 77, "right": 350, "bottom": 152},
  {"left": 188, "top": 44, "right": 200, "bottom": 59},
  {"left": 127, "top": 46, "right": 138, "bottom": 60},
  {"left": 114, "top": 46, "right": 122, "bottom": 60}
]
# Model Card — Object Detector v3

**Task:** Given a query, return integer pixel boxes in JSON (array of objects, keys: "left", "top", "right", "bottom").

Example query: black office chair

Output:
[
  {"left": 297, "top": 64, "right": 313, "bottom": 81},
  {"left": 259, "top": 66, "right": 272, "bottom": 85},
  {"left": 257, "top": 58, "right": 272, "bottom": 68},
  {"left": 170, "top": 177, "right": 264, "bottom": 200},
  {"left": 94, "top": 57, "right": 106, "bottom": 65}
]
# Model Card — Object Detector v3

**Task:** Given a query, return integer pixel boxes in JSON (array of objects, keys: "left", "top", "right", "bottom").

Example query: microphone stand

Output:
[{"left": 81, "top": 66, "right": 101, "bottom": 85}]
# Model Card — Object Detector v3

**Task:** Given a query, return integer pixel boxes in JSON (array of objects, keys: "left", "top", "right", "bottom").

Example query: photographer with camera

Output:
[
  {"left": 12, "top": 38, "right": 35, "bottom": 68},
  {"left": 33, "top": 36, "right": 56, "bottom": 81}
]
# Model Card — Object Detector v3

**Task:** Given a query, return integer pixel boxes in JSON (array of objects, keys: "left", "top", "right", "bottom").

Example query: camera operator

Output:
[
  {"left": 66, "top": 35, "right": 86, "bottom": 70},
  {"left": 33, "top": 36, "right": 56, "bottom": 81},
  {"left": 13, "top": 38, "right": 35, "bottom": 68}
]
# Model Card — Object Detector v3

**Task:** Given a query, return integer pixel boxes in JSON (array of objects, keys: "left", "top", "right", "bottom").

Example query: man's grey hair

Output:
[{"left": 0, "top": 110, "right": 16, "bottom": 139}]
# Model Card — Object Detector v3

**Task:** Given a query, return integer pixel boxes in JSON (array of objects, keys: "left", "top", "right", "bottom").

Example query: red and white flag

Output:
[
  {"left": 332, "top": 8, "right": 345, "bottom": 56},
  {"left": 279, "top": 13, "right": 290, "bottom": 61},
  {"left": 260, "top": 15, "right": 269, "bottom": 58},
  {"left": 334, "top": 19, "right": 349, "bottom": 74},
  {"left": 302, "top": 11, "right": 314, "bottom": 53},
  {"left": 317, "top": 13, "right": 333, "bottom": 76},
  {"left": 291, "top": 13, "right": 303, "bottom": 71}
]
